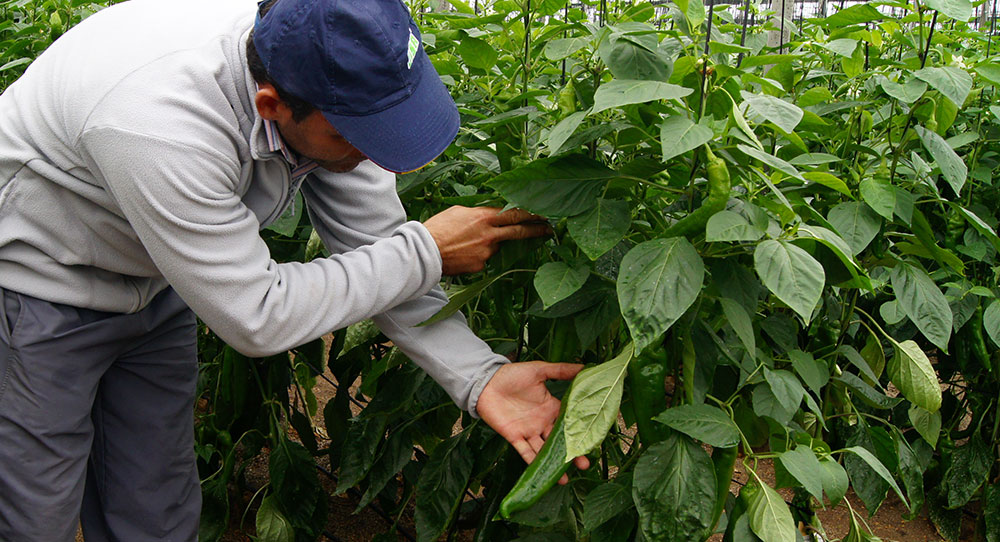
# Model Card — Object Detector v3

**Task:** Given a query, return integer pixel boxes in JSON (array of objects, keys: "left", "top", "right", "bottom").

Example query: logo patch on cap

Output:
[{"left": 407, "top": 29, "right": 419, "bottom": 69}]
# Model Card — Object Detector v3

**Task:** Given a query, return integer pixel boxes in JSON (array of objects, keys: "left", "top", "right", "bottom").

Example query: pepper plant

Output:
[
  {"left": 8, "top": 0, "right": 1000, "bottom": 541},
  {"left": 378, "top": 0, "right": 1000, "bottom": 540}
]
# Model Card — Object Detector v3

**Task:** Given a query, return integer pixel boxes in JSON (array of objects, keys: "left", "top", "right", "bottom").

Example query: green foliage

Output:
[
  {"left": 0, "top": 0, "right": 120, "bottom": 91},
  {"left": 13, "top": 0, "right": 1000, "bottom": 540},
  {"left": 396, "top": 0, "right": 1000, "bottom": 539}
]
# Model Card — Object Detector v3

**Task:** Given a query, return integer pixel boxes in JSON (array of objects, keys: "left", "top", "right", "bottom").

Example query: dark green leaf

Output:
[
  {"left": 908, "top": 405, "right": 941, "bottom": 448},
  {"left": 754, "top": 240, "right": 825, "bottom": 323},
  {"left": 834, "top": 373, "right": 902, "bottom": 410},
  {"left": 567, "top": 198, "right": 631, "bottom": 260},
  {"left": 815, "top": 3, "right": 883, "bottom": 27},
  {"left": 985, "top": 484, "right": 1000, "bottom": 542},
  {"left": 590, "top": 80, "right": 692, "bottom": 115},
  {"left": 746, "top": 480, "right": 797, "bottom": 542},
  {"left": 844, "top": 446, "right": 908, "bottom": 510},
  {"left": 544, "top": 37, "right": 588, "bottom": 60},
  {"left": 720, "top": 297, "right": 756, "bottom": 354},
  {"left": 487, "top": 155, "right": 614, "bottom": 217},
  {"left": 653, "top": 404, "right": 740, "bottom": 448},
  {"left": 887, "top": 339, "right": 942, "bottom": 413},
  {"left": 943, "top": 433, "right": 992, "bottom": 509},
  {"left": 706, "top": 210, "right": 764, "bottom": 242},
  {"left": 743, "top": 93, "right": 803, "bottom": 134},
  {"left": 987, "top": 300, "right": 1000, "bottom": 348},
  {"left": 199, "top": 476, "right": 229, "bottom": 542},
  {"left": 256, "top": 495, "right": 295, "bottom": 542},
  {"left": 880, "top": 78, "right": 928, "bottom": 103},
  {"left": 661, "top": 116, "right": 713, "bottom": 161},
  {"left": 896, "top": 436, "right": 926, "bottom": 520},
  {"left": 752, "top": 383, "right": 794, "bottom": 426},
  {"left": 598, "top": 33, "right": 670, "bottom": 81},
  {"left": 618, "top": 238, "right": 705, "bottom": 351},
  {"left": 915, "top": 126, "right": 967, "bottom": 196},
  {"left": 633, "top": 433, "right": 717, "bottom": 541},
  {"left": 777, "top": 447, "right": 825, "bottom": 502},
  {"left": 583, "top": 481, "right": 634, "bottom": 533},
  {"left": 913, "top": 66, "right": 973, "bottom": 107},
  {"left": 859, "top": 177, "right": 895, "bottom": 220},
  {"left": 456, "top": 35, "right": 497, "bottom": 69},
  {"left": 891, "top": 262, "right": 952, "bottom": 352},
  {"left": 789, "top": 350, "right": 828, "bottom": 394},
  {"left": 356, "top": 430, "right": 413, "bottom": 511},
  {"left": 506, "top": 483, "right": 575, "bottom": 528},
  {"left": 336, "top": 415, "right": 388, "bottom": 494},
  {"left": 818, "top": 457, "right": 849, "bottom": 506},
  {"left": 828, "top": 202, "right": 882, "bottom": 255},
  {"left": 419, "top": 274, "right": 502, "bottom": 326},
  {"left": 763, "top": 368, "right": 806, "bottom": 414},
  {"left": 414, "top": 434, "right": 474, "bottom": 542},
  {"left": 270, "top": 440, "right": 321, "bottom": 526},
  {"left": 547, "top": 111, "right": 587, "bottom": 155},
  {"left": 534, "top": 262, "right": 589, "bottom": 308},
  {"left": 821, "top": 38, "right": 859, "bottom": 57},
  {"left": 738, "top": 144, "right": 804, "bottom": 180}
]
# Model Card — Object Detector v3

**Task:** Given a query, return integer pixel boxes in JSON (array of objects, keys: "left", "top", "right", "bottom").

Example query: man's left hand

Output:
[{"left": 477, "top": 361, "right": 591, "bottom": 484}]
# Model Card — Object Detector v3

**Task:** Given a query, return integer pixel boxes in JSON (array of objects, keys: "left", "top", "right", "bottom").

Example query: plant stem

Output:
[
  {"left": 736, "top": 0, "right": 751, "bottom": 68},
  {"left": 522, "top": 0, "right": 530, "bottom": 155},
  {"left": 921, "top": 10, "right": 938, "bottom": 68}
]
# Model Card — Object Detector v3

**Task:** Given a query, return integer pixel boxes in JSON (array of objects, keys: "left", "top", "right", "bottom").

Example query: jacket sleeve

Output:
[
  {"left": 300, "top": 161, "right": 508, "bottom": 416},
  {"left": 78, "top": 126, "right": 443, "bottom": 358}
]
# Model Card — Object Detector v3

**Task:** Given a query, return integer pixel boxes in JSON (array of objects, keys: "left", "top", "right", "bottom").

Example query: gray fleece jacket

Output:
[{"left": 0, "top": 0, "right": 507, "bottom": 414}]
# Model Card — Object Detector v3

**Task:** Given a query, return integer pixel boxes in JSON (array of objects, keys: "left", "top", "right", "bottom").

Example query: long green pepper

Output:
[
  {"left": 971, "top": 303, "right": 992, "bottom": 374},
  {"left": 628, "top": 343, "right": 669, "bottom": 445},
  {"left": 498, "top": 409, "right": 571, "bottom": 518},
  {"left": 664, "top": 145, "right": 731, "bottom": 240}
]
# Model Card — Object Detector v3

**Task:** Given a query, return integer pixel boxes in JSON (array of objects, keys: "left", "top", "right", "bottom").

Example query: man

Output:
[{"left": 0, "top": 0, "right": 587, "bottom": 539}]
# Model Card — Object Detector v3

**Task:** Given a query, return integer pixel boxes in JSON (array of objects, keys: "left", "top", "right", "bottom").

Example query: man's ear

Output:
[{"left": 255, "top": 83, "right": 290, "bottom": 122}]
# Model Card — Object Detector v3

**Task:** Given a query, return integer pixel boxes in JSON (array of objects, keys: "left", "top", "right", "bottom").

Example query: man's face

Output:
[{"left": 276, "top": 110, "right": 368, "bottom": 173}]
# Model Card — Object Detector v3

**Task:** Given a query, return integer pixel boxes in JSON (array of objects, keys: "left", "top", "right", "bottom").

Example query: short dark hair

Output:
[{"left": 246, "top": 0, "right": 316, "bottom": 122}]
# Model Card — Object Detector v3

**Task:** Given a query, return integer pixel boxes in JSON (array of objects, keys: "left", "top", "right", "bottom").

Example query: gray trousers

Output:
[{"left": 0, "top": 287, "right": 201, "bottom": 542}]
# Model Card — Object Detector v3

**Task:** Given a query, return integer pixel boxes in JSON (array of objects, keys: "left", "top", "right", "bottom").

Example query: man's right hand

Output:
[{"left": 422, "top": 206, "right": 551, "bottom": 275}]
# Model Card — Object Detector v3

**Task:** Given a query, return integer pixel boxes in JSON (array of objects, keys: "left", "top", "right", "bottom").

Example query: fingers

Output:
[
  {"left": 531, "top": 361, "right": 585, "bottom": 381},
  {"left": 559, "top": 456, "right": 589, "bottom": 485},
  {"left": 511, "top": 438, "right": 537, "bottom": 466},
  {"left": 528, "top": 435, "right": 546, "bottom": 457},
  {"left": 491, "top": 222, "right": 552, "bottom": 243},
  {"left": 488, "top": 207, "right": 546, "bottom": 226}
]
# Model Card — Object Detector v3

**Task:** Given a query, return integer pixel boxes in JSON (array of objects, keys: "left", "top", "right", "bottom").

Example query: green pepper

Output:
[
  {"left": 557, "top": 79, "right": 576, "bottom": 116},
  {"left": 970, "top": 303, "right": 992, "bottom": 374},
  {"left": 912, "top": 208, "right": 963, "bottom": 275},
  {"left": 664, "top": 145, "right": 731, "bottom": 240},
  {"left": 629, "top": 343, "right": 669, "bottom": 445},
  {"left": 925, "top": 107, "right": 939, "bottom": 134},
  {"left": 944, "top": 210, "right": 965, "bottom": 250},
  {"left": 498, "top": 407, "right": 571, "bottom": 518},
  {"left": 494, "top": 279, "right": 521, "bottom": 339},
  {"left": 681, "top": 331, "right": 697, "bottom": 405},
  {"left": 547, "top": 319, "right": 577, "bottom": 363},
  {"left": 705, "top": 445, "right": 738, "bottom": 539}
]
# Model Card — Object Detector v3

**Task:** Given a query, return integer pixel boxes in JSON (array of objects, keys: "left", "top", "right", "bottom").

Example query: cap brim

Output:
[{"left": 323, "top": 63, "right": 459, "bottom": 174}]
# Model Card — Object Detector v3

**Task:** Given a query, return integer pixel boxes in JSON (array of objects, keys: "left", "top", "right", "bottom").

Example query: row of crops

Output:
[{"left": 5, "top": 0, "right": 1000, "bottom": 540}]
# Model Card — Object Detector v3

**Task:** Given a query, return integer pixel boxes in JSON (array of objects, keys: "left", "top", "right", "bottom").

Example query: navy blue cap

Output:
[{"left": 253, "top": 0, "right": 460, "bottom": 173}]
